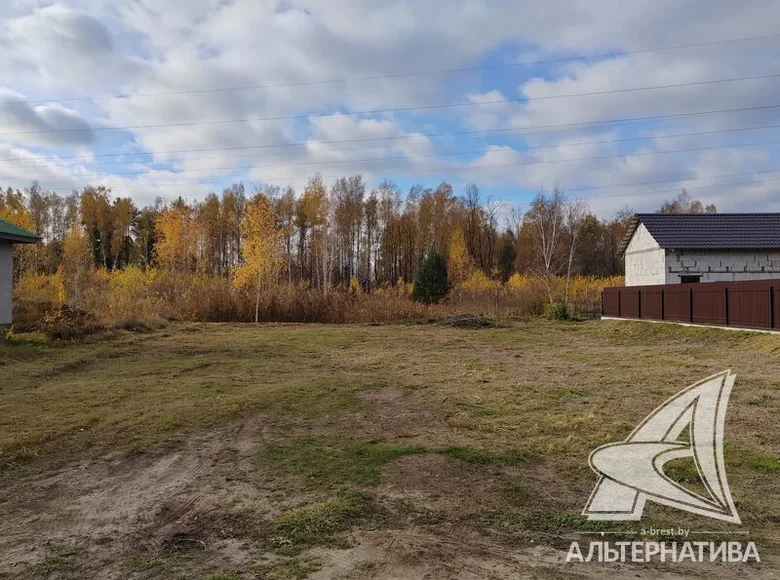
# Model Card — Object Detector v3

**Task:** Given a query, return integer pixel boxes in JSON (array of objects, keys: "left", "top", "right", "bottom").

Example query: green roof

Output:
[{"left": 0, "top": 217, "right": 40, "bottom": 244}]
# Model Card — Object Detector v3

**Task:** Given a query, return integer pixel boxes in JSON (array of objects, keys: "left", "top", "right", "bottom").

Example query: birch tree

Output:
[
  {"left": 232, "top": 193, "right": 283, "bottom": 322},
  {"left": 563, "top": 199, "right": 589, "bottom": 306},
  {"left": 527, "top": 188, "right": 566, "bottom": 303}
]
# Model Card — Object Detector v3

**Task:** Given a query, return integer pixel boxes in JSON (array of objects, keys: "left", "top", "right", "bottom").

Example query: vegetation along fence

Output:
[
  {"left": 602, "top": 279, "right": 780, "bottom": 331},
  {"left": 571, "top": 301, "right": 602, "bottom": 320}
]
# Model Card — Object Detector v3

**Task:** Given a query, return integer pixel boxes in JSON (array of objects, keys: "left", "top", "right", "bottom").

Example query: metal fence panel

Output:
[{"left": 602, "top": 279, "right": 780, "bottom": 331}]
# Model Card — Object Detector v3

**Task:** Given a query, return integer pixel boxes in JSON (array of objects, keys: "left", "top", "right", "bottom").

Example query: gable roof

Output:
[
  {"left": 619, "top": 213, "right": 780, "bottom": 256},
  {"left": 0, "top": 217, "right": 40, "bottom": 244}
]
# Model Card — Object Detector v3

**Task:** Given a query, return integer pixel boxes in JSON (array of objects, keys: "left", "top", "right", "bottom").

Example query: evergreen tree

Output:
[{"left": 411, "top": 250, "right": 449, "bottom": 304}]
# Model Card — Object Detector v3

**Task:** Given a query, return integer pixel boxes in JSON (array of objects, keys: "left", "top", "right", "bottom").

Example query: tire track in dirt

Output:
[{"left": 0, "top": 415, "right": 276, "bottom": 575}]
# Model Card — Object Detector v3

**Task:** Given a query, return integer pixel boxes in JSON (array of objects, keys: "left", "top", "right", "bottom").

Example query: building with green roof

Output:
[{"left": 0, "top": 217, "right": 40, "bottom": 329}]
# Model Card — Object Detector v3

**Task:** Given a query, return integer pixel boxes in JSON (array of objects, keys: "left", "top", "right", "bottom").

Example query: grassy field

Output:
[{"left": 2, "top": 319, "right": 780, "bottom": 579}]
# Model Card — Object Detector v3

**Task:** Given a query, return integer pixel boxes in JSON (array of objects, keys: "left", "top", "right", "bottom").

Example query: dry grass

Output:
[
  {"left": 13, "top": 271, "right": 618, "bottom": 332},
  {"left": 1, "top": 318, "right": 779, "bottom": 578}
]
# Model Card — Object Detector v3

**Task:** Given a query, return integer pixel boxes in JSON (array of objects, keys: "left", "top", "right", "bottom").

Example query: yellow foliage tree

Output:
[
  {"left": 232, "top": 194, "right": 283, "bottom": 322},
  {"left": 0, "top": 188, "right": 38, "bottom": 279},
  {"left": 505, "top": 272, "right": 529, "bottom": 293},
  {"left": 459, "top": 270, "right": 501, "bottom": 293},
  {"left": 59, "top": 225, "right": 95, "bottom": 309},
  {"left": 154, "top": 202, "right": 196, "bottom": 272},
  {"left": 447, "top": 228, "right": 472, "bottom": 284}
]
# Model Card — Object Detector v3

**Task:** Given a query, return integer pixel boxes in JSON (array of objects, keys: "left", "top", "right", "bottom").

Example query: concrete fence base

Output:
[{"left": 601, "top": 316, "right": 780, "bottom": 335}]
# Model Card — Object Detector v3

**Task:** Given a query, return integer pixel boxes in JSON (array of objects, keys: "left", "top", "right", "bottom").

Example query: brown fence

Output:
[{"left": 602, "top": 279, "right": 780, "bottom": 331}]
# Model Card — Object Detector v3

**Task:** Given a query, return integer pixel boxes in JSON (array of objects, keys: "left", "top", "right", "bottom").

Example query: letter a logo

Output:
[{"left": 583, "top": 370, "right": 740, "bottom": 524}]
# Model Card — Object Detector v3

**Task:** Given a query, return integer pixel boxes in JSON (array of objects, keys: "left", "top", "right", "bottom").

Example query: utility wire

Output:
[
  {"left": 7, "top": 32, "right": 780, "bottom": 106},
  {"left": 2, "top": 103, "right": 780, "bottom": 164},
  {"left": 5, "top": 138, "right": 779, "bottom": 182},
  {"left": 581, "top": 175, "right": 780, "bottom": 202},
  {"left": 3, "top": 121, "right": 780, "bottom": 169},
  {"left": 15, "top": 154, "right": 780, "bottom": 193},
  {"left": 2, "top": 73, "right": 779, "bottom": 137}
]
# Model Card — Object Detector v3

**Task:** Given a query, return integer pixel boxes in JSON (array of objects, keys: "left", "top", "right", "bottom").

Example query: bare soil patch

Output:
[{"left": 1, "top": 320, "right": 779, "bottom": 578}]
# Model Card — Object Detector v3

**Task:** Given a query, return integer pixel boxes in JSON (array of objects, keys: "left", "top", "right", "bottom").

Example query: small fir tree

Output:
[{"left": 412, "top": 250, "right": 449, "bottom": 304}]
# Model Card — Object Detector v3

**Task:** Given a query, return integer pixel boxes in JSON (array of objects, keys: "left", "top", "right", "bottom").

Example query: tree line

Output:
[{"left": 0, "top": 177, "right": 713, "bottom": 294}]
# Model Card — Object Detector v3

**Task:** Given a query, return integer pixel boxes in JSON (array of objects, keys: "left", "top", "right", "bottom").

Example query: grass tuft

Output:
[
  {"left": 264, "top": 437, "right": 427, "bottom": 487},
  {"left": 257, "top": 558, "right": 321, "bottom": 580},
  {"left": 270, "top": 492, "right": 376, "bottom": 552},
  {"left": 438, "top": 446, "right": 541, "bottom": 466}
]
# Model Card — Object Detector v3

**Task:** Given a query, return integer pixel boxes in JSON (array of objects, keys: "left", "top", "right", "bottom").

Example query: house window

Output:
[{"left": 680, "top": 275, "right": 701, "bottom": 284}]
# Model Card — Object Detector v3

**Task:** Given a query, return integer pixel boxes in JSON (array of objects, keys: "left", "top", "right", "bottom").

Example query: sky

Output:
[{"left": 0, "top": 0, "right": 779, "bottom": 220}]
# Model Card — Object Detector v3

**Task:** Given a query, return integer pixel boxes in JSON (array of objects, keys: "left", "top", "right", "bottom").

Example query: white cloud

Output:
[{"left": 0, "top": 0, "right": 778, "bottom": 215}]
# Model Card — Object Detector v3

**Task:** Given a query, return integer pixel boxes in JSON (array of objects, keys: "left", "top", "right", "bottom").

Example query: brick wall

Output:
[
  {"left": 624, "top": 222, "right": 666, "bottom": 286},
  {"left": 665, "top": 250, "right": 780, "bottom": 283}
]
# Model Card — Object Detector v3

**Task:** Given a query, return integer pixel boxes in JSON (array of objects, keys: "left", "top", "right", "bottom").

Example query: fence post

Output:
[
  {"left": 660, "top": 288, "right": 665, "bottom": 320},
  {"left": 771, "top": 286, "right": 775, "bottom": 329},
  {"left": 724, "top": 287, "right": 729, "bottom": 326},
  {"left": 638, "top": 290, "right": 642, "bottom": 319},
  {"left": 617, "top": 289, "right": 621, "bottom": 318},
  {"left": 689, "top": 287, "right": 694, "bottom": 323}
]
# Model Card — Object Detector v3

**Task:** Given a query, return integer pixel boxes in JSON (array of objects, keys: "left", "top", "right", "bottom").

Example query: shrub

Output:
[
  {"left": 15, "top": 271, "right": 65, "bottom": 305},
  {"left": 505, "top": 273, "right": 529, "bottom": 293},
  {"left": 411, "top": 250, "right": 449, "bottom": 304},
  {"left": 459, "top": 270, "right": 501, "bottom": 294},
  {"left": 43, "top": 304, "right": 104, "bottom": 341},
  {"left": 541, "top": 302, "right": 571, "bottom": 321}
]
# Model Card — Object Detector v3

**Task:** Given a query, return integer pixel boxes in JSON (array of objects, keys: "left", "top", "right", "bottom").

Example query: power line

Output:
[
  {"left": 4, "top": 138, "right": 779, "bottom": 182},
  {"left": 4, "top": 120, "right": 780, "bottom": 170},
  {"left": 583, "top": 175, "right": 780, "bottom": 202},
  {"left": 3, "top": 103, "right": 780, "bottom": 165},
  {"left": 7, "top": 32, "right": 780, "bottom": 106},
  {"left": 13, "top": 148, "right": 780, "bottom": 193},
  {"left": 3, "top": 73, "right": 780, "bottom": 138}
]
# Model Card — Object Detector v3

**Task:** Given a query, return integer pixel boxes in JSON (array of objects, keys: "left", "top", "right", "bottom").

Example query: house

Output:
[
  {"left": 0, "top": 217, "right": 40, "bottom": 331},
  {"left": 619, "top": 213, "right": 780, "bottom": 286}
]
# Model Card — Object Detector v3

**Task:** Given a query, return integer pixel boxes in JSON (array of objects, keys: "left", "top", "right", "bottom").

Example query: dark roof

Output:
[
  {"left": 619, "top": 213, "right": 780, "bottom": 256},
  {"left": 0, "top": 217, "right": 40, "bottom": 244}
]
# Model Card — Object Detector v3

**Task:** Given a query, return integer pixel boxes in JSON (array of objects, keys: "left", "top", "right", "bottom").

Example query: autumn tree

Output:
[
  {"left": 59, "top": 224, "right": 95, "bottom": 310},
  {"left": 526, "top": 188, "right": 566, "bottom": 303},
  {"left": 371, "top": 181, "right": 399, "bottom": 283},
  {"left": 0, "top": 187, "right": 37, "bottom": 280},
  {"left": 81, "top": 186, "right": 113, "bottom": 268},
  {"left": 331, "top": 175, "right": 364, "bottom": 285},
  {"left": 232, "top": 193, "right": 283, "bottom": 322},
  {"left": 563, "top": 199, "right": 589, "bottom": 306},
  {"left": 274, "top": 186, "right": 297, "bottom": 283},
  {"left": 220, "top": 183, "right": 246, "bottom": 273},
  {"left": 298, "top": 175, "right": 329, "bottom": 290},
  {"left": 363, "top": 189, "right": 379, "bottom": 289},
  {"left": 658, "top": 190, "right": 717, "bottom": 214},
  {"left": 154, "top": 199, "right": 197, "bottom": 272},
  {"left": 447, "top": 228, "right": 473, "bottom": 285}
]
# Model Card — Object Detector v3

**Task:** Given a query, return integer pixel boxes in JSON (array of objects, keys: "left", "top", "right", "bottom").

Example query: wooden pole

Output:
[
  {"left": 661, "top": 288, "right": 665, "bottom": 320},
  {"left": 638, "top": 290, "right": 642, "bottom": 319},
  {"left": 689, "top": 287, "right": 694, "bottom": 323}
]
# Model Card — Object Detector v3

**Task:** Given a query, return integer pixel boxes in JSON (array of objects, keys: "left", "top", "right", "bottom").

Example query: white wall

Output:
[
  {"left": 0, "top": 242, "right": 12, "bottom": 325},
  {"left": 665, "top": 250, "right": 780, "bottom": 283},
  {"left": 624, "top": 223, "right": 666, "bottom": 286}
]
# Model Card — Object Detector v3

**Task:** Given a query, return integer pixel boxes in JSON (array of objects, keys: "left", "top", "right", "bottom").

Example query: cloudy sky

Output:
[{"left": 1, "top": 0, "right": 779, "bottom": 218}]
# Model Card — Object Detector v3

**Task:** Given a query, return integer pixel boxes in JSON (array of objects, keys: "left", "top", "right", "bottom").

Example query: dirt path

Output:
[{"left": 0, "top": 410, "right": 773, "bottom": 579}]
